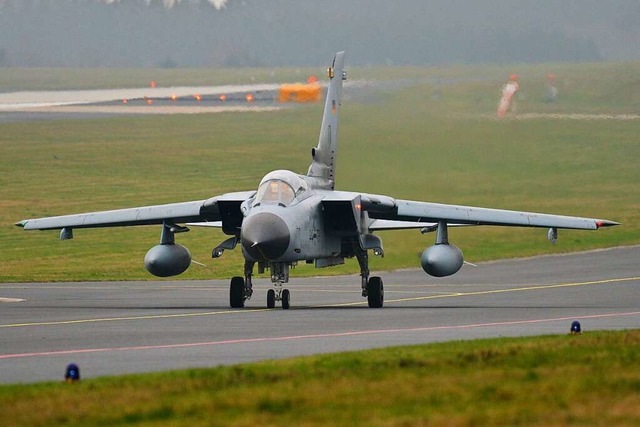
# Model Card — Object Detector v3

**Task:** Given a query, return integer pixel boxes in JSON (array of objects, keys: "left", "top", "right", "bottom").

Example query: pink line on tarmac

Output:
[{"left": 2, "top": 311, "right": 638, "bottom": 360}]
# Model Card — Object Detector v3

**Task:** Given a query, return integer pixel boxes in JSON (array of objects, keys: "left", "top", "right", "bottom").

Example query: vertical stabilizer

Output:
[{"left": 307, "top": 51, "right": 346, "bottom": 189}]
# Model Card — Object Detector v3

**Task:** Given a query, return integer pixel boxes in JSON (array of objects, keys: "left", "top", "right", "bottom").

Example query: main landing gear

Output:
[
  {"left": 357, "top": 249, "right": 384, "bottom": 308},
  {"left": 229, "top": 260, "right": 254, "bottom": 309},
  {"left": 366, "top": 276, "right": 384, "bottom": 308},
  {"left": 229, "top": 253, "right": 383, "bottom": 309}
]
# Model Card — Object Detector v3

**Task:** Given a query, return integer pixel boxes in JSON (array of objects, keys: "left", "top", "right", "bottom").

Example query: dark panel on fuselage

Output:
[
  {"left": 217, "top": 201, "right": 244, "bottom": 236},
  {"left": 321, "top": 198, "right": 360, "bottom": 236}
]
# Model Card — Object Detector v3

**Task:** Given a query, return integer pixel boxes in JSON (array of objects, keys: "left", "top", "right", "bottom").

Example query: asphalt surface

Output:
[
  {"left": 0, "top": 85, "right": 283, "bottom": 123},
  {"left": 0, "top": 97, "right": 280, "bottom": 123},
  {"left": 1, "top": 246, "right": 639, "bottom": 384}
]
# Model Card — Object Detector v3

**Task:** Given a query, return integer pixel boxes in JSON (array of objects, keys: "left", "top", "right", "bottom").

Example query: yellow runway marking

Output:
[
  {"left": 328, "top": 276, "right": 640, "bottom": 307},
  {"left": 0, "top": 308, "right": 272, "bottom": 329},
  {"left": 385, "top": 276, "right": 640, "bottom": 304}
]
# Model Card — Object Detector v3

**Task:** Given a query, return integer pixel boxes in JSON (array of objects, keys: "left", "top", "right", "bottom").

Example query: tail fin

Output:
[{"left": 307, "top": 51, "right": 346, "bottom": 189}]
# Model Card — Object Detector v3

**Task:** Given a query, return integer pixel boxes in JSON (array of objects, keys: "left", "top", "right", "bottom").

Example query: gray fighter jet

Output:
[{"left": 16, "top": 52, "right": 618, "bottom": 309}]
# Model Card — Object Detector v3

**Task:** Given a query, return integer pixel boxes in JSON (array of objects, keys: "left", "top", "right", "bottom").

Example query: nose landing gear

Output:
[
  {"left": 230, "top": 261, "right": 292, "bottom": 309},
  {"left": 267, "top": 284, "right": 290, "bottom": 310},
  {"left": 267, "top": 263, "right": 291, "bottom": 309}
]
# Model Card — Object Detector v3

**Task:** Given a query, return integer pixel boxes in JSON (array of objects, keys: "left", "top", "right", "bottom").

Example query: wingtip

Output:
[{"left": 596, "top": 220, "right": 620, "bottom": 228}]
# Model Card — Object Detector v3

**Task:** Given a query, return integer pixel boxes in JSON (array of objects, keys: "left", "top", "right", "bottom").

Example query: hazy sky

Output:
[{"left": 1, "top": 0, "right": 639, "bottom": 67}]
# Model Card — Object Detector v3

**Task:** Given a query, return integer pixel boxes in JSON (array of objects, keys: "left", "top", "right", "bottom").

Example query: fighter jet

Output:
[{"left": 16, "top": 52, "right": 618, "bottom": 309}]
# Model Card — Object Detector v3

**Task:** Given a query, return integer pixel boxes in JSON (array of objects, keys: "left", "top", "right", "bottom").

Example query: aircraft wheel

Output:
[
  {"left": 367, "top": 276, "right": 384, "bottom": 308},
  {"left": 267, "top": 289, "right": 276, "bottom": 309},
  {"left": 282, "top": 289, "right": 291, "bottom": 310},
  {"left": 230, "top": 276, "right": 245, "bottom": 308}
]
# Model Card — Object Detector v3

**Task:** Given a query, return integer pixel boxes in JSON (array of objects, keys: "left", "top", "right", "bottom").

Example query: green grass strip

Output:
[
  {"left": 1, "top": 329, "right": 639, "bottom": 426},
  {"left": 2, "top": 61, "right": 639, "bottom": 281}
]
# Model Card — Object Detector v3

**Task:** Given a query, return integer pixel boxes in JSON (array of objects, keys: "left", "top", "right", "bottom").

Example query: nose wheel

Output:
[
  {"left": 282, "top": 289, "right": 290, "bottom": 310},
  {"left": 267, "top": 284, "right": 290, "bottom": 309},
  {"left": 267, "top": 289, "right": 275, "bottom": 308}
]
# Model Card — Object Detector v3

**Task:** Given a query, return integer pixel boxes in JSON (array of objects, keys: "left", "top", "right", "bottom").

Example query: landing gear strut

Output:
[{"left": 356, "top": 249, "right": 384, "bottom": 308}]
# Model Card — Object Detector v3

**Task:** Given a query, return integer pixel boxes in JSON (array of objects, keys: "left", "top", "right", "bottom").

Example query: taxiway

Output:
[{"left": 1, "top": 246, "right": 638, "bottom": 384}]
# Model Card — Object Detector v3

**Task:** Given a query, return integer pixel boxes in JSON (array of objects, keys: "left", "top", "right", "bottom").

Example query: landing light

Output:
[{"left": 212, "top": 248, "right": 224, "bottom": 258}]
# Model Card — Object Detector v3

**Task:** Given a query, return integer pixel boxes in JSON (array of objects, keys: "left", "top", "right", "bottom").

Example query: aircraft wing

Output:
[
  {"left": 324, "top": 191, "right": 617, "bottom": 231},
  {"left": 16, "top": 191, "right": 255, "bottom": 234},
  {"left": 369, "top": 198, "right": 618, "bottom": 230},
  {"left": 368, "top": 219, "right": 470, "bottom": 231}
]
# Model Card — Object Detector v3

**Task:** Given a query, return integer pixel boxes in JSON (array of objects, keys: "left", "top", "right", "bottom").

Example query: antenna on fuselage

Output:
[{"left": 307, "top": 51, "right": 346, "bottom": 190}]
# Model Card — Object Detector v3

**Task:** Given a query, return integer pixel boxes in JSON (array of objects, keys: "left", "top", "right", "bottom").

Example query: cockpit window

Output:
[{"left": 254, "top": 179, "right": 296, "bottom": 206}]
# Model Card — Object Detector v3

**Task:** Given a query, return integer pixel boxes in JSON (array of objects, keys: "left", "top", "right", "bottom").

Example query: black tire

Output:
[
  {"left": 267, "top": 289, "right": 276, "bottom": 309},
  {"left": 230, "top": 276, "right": 245, "bottom": 308},
  {"left": 367, "top": 276, "right": 384, "bottom": 308},
  {"left": 282, "top": 289, "right": 290, "bottom": 310}
]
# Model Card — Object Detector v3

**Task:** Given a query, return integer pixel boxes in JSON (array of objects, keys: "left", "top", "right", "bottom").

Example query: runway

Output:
[
  {"left": 1, "top": 246, "right": 639, "bottom": 384},
  {"left": 0, "top": 86, "right": 283, "bottom": 123}
]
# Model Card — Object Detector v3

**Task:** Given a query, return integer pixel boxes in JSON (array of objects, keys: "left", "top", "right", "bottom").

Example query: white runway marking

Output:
[
  {"left": 0, "top": 297, "right": 25, "bottom": 303},
  {"left": 0, "top": 84, "right": 281, "bottom": 109},
  {"left": 19, "top": 105, "right": 282, "bottom": 115}
]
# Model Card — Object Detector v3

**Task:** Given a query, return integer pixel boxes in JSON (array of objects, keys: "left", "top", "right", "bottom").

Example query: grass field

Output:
[
  {"left": 1, "top": 61, "right": 639, "bottom": 282},
  {"left": 1, "top": 330, "right": 639, "bottom": 426}
]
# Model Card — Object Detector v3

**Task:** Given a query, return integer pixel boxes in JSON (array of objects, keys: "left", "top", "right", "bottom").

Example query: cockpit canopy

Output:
[
  {"left": 255, "top": 180, "right": 295, "bottom": 206},
  {"left": 254, "top": 170, "right": 309, "bottom": 207}
]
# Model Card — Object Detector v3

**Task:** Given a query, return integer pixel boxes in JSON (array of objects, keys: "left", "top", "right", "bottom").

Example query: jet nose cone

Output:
[{"left": 241, "top": 212, "right": 290, "bottom": 261}]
